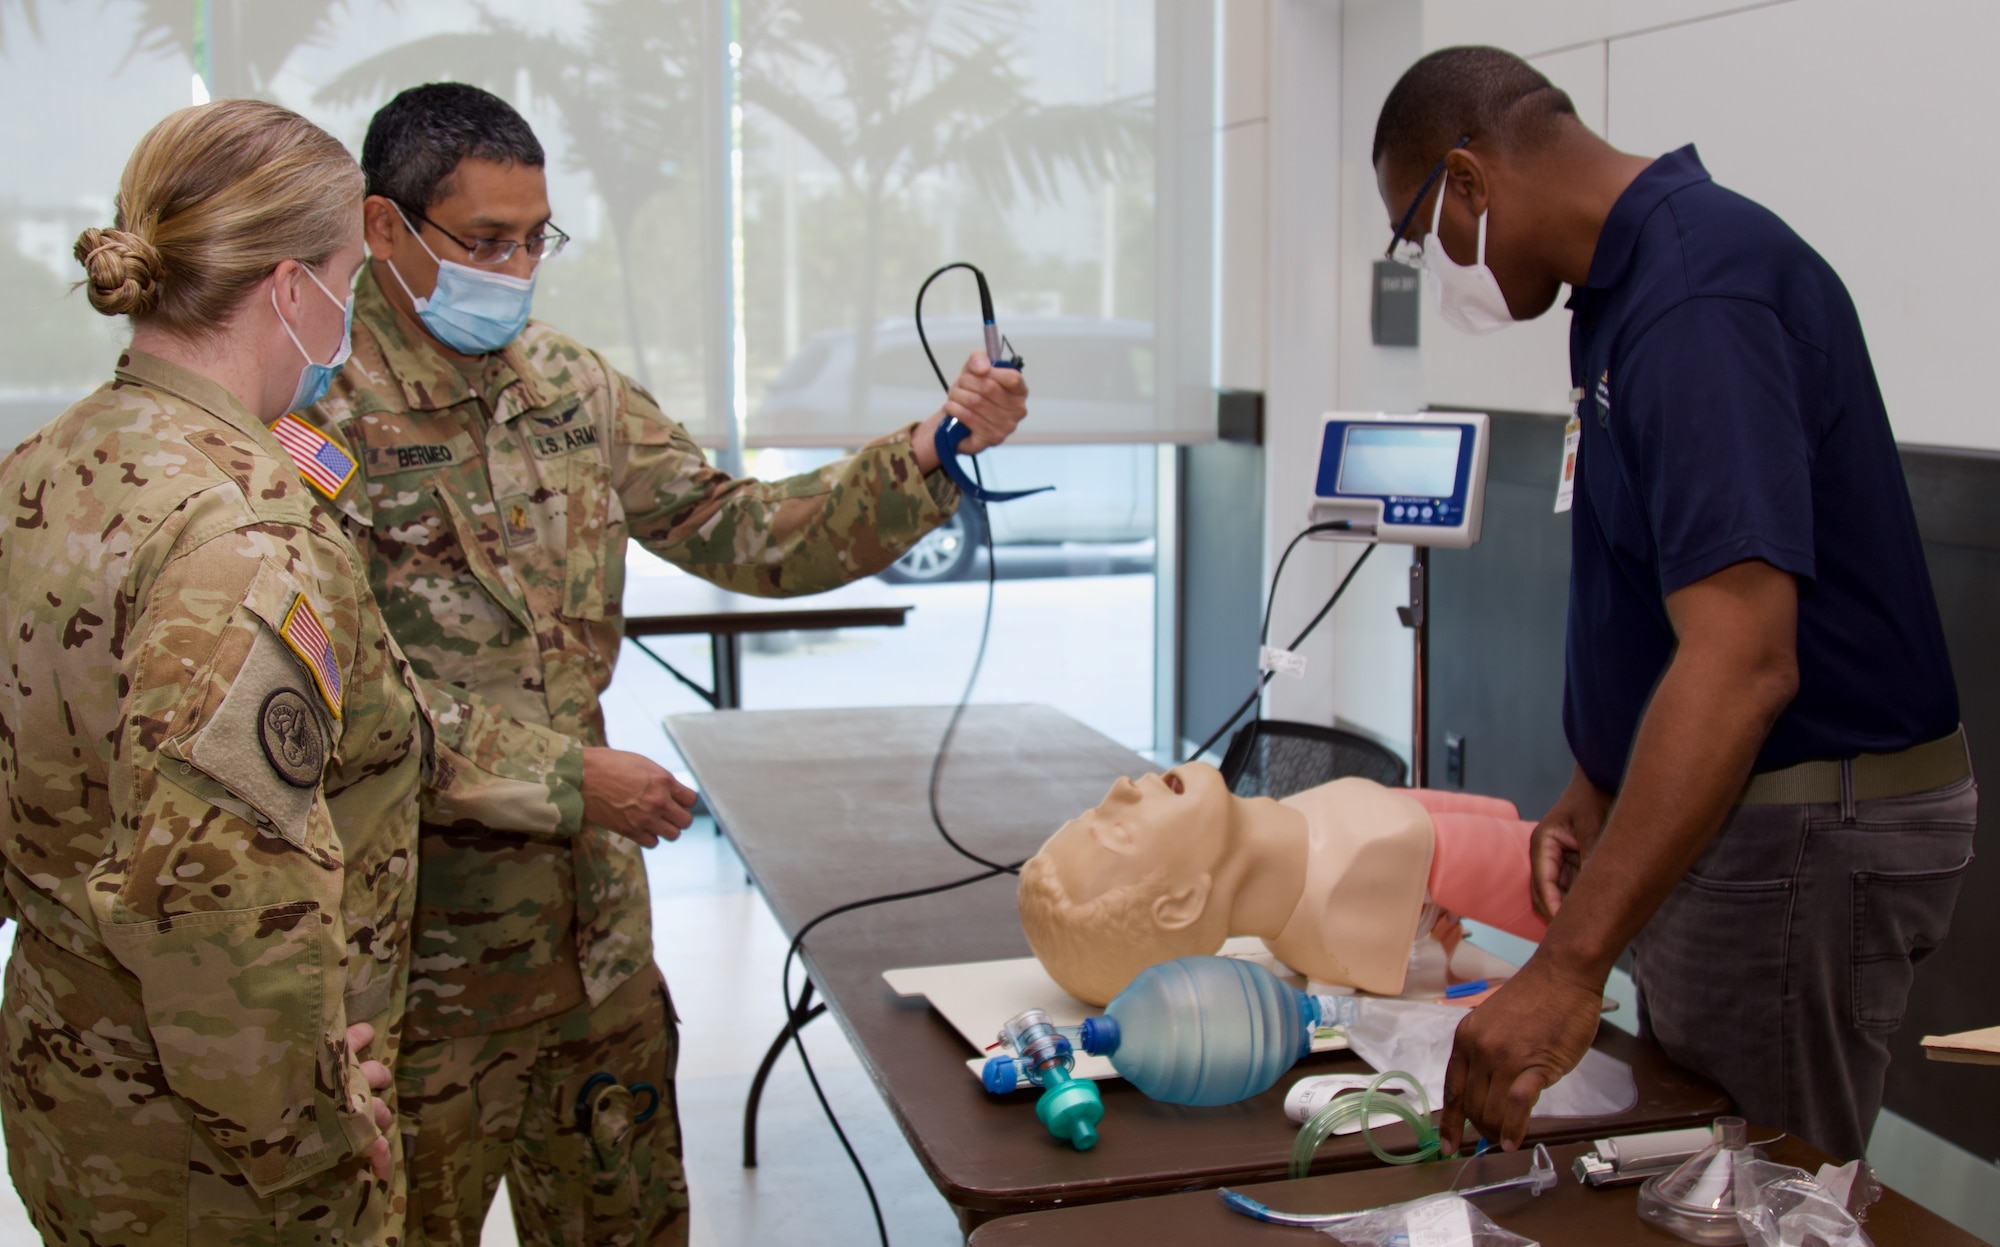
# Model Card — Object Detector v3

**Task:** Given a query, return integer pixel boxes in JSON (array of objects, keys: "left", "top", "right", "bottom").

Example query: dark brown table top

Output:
[
  {"left": 967, "top": 1133, "right": 1987, "bottom": 1246},
  {"left": 663, "top": 705, "right": 1733, "bottom": 1222}
]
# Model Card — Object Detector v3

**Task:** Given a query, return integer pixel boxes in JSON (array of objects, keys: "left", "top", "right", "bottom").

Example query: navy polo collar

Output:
[{"left": 1582, "top": 144, "right": 1712, "bottom": 292}]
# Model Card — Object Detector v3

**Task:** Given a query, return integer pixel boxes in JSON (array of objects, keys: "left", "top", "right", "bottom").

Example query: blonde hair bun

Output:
[
  {"left": 74, "top": 226, "right": 165, "bottom": 318},
  {"left": 74, "top": 100, "right": 361, "bottom": 332}
]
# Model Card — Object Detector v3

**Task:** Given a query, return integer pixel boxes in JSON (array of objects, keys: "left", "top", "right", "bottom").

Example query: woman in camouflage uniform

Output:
[{"left": 0, "top": 100, "right": 635, "bottom": 1245}]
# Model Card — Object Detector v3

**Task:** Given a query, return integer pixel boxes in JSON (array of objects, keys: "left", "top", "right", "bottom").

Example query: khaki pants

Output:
[
  {"left": 398, "top": 964, "right": 687, "bottom": 1247},
  {"left": 1, "top": 925, "right": 399, "bottom": 1246}
]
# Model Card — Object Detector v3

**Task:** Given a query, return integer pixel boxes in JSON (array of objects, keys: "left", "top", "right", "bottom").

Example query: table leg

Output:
[
  {"left": 628, "top": 636, "right": 720, "bottom": 709},
  {"left": 712, "top": 631, "right": 742, "bottom": 710},
  {"left": 744, "top": 986, "right": 826, "bottom": 1169}
]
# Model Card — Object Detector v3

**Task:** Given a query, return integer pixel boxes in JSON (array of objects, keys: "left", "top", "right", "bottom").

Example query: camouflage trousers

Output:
[
  {"left": 397, "top": 963, "right": 686, "bottom": 1247},
  {"left": 1, "top": 923, "right": 401, "bottom": 1246}
]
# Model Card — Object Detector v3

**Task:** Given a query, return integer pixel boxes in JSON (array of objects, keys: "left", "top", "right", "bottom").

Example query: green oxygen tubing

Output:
[{"left": 1289, "top": 1068, "right": 1457, "bottom": 1177}]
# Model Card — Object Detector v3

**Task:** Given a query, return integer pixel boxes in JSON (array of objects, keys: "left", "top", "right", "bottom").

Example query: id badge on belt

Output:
[{"left": 1555, "top": 387, "right": 1583, "bottom": 514}]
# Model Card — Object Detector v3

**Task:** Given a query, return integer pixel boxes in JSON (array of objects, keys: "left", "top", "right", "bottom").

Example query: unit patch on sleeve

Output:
[
  {"left": 270, "top": 413, "right": 359, "bottom": 499},
  {"left": 279, "top": 593, "right": 345, "bottom": 719},
  {"left": 258, "top": 688, "right": 327, "bottom": 788},
  {"left": 175, "top": 625, "right": 331, "bottom": 848}
]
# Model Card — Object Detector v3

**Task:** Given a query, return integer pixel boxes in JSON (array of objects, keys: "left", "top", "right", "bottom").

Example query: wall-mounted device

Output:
[
  {"left": 1370, "top": 259, "right": 1420, "bottom": 348},
  {"left": 1307, "top": 411, "right": 1490, "bottom": 548}
]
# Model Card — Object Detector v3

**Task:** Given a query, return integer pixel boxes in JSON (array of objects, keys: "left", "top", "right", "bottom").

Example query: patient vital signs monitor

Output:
[{"left": 1308, "top": 412, "right": 1490, "bottom": 548}]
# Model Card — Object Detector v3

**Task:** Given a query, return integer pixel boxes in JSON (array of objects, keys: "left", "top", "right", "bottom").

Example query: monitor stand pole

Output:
[{"left": 1396, "top": 547, "right": 1430, "bottom": 788}]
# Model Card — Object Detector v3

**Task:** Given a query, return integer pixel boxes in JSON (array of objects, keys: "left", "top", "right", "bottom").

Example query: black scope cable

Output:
[
  {"left": 769, "top": 263, "right": 1023, "bottom": 1247},
  {"left": 912, "top": 261, "right": 1029, "bottom": 877}
]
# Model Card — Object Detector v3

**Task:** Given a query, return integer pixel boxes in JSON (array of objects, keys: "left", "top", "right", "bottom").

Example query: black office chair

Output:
[{"left": 1218, "top": 718, "right": 1408, "bottom": 799}]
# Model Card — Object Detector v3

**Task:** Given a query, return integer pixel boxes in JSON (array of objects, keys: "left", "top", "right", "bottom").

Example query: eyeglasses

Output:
[
  {"left": 400, "top": 204, "right": 571, "bottom": 267},
  {"left": 1383, "top": 134, "right": 1473, "bottom": 268}
]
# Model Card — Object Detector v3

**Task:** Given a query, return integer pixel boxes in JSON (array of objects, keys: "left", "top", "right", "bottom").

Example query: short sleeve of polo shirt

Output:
[{"left": 1619, "top": 296, "right": 1817, "bottom": 594}]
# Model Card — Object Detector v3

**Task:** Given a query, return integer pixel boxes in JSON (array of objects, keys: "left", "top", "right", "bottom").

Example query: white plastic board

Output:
[{"left": 884, "top": 936, "right": 1522, "bottom": 1085}]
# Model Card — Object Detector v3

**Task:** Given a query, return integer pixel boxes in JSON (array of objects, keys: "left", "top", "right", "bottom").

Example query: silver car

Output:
[{"left": 756, "top": 316, "right": 1159, "bottom": 581}]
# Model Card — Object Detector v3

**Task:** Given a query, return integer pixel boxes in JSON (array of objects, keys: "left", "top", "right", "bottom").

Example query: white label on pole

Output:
[
  {"left": 1258, "top": 646, "right": 1308, "bottom": 679},
  {"left": 1554, "top": 413, "right": 1581, "bottom": 514},
  {"left": 1405, "top": 1195, "right": 1477, "bottom": 1247}
]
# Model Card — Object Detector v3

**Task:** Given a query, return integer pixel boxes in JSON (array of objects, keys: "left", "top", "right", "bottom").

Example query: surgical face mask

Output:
[
  {"left": 1422, "top": 183, "right": 1516, "bottom": 335},
  {"left": 385, "top": 206, "right": 537, "bottom": 354},
  {"left": 274, "top": 265, "right": 354, "bottom": 413}
]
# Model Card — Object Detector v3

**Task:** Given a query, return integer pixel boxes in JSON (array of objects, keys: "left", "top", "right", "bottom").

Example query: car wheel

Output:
[{"left": 880, "top": 506, "right": 984, "bottom": 583}]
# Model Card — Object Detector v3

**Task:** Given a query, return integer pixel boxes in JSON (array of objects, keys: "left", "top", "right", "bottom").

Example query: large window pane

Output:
[
  {"left": 209, "top": 0, "right": 715, "bottom": 441},
  {"left": 611, "top": 442, "right": 1159, "bottom": 754},
  {"left": 739, "top": 0, "right": 1181, "bottom": 446},
  {"left": 2, "top": 0, "right": 714, "bottom": 447},
  {"left": 0, "top": 1, "right": 189, "bottom": 452}
]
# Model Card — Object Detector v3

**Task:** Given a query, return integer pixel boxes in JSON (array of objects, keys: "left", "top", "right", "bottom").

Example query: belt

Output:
[{"left": 1739, "top": 726, "right": 1972, "bottom": 807}]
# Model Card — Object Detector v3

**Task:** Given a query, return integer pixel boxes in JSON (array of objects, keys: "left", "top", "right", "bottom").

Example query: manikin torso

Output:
[
  {"left": 1262, "top": 780, "right": 1434, "bottom": 994},
  {"left": 1018, "top": 765, "right": 1538, "bottom": 1005}
]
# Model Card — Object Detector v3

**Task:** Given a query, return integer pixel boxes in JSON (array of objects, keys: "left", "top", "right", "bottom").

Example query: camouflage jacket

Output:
[
  {"left": 307, "top": 265, "right": 959, "bottom": 1038},
  {"left": 0, "top": 351, "right": 586, "bottom": 1199}
]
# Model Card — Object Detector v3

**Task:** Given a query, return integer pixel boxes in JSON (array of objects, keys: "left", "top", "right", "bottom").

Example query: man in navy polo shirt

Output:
[{"left": 1370, "top": 47, "right": 1974, "bottom": 1160}]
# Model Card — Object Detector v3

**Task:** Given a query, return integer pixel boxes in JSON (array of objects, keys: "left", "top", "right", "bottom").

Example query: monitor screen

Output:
[{"left": 1336, "top": 426, "right": 1463, "bottom": 498}]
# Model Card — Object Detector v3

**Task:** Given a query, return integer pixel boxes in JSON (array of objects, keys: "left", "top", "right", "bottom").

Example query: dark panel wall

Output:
[
  {"left": 1422, "top": 422, "right": 1996, "bottom": 1160},
  {"left": 1883, "top": 445, "right": 2000, "bottom": 1161},
  {"left": 1178, "top": 440, "right": 1266, "bottom": 751},
  {"left": 1427, "top": 411, "right": 1574, "bottom": 818}
]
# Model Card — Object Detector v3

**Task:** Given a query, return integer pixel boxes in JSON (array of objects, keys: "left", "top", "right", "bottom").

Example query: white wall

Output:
[
  {"left": 1217, "top": 0, "right": 1268, "bottom": 395},
  {"left": 1422, "top": 0, "right": 2000, "bottom": 451},
  {"left": 1422, "top": 0, "right": 1772, "bottom": 57},
  {"left": 1223, "top": 0, "right": 1423, "bottom": 754}
]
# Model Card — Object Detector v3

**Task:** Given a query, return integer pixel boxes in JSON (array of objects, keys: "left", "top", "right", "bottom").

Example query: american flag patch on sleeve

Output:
[
  {"left": 280, "top": 593, "right": 344, "bottom": 719},
  {"left": 270, "top": 413, "right": 358, "bottom": 500}
]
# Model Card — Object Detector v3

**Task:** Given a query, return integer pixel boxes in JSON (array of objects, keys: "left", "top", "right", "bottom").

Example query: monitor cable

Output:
[{"left": 1181, "top": 530, "right": 1375, "bottom": 764}]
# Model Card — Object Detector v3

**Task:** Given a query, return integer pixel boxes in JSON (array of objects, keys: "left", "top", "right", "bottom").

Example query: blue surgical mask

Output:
[
  {"left": 386, "top": 205, "right": 536, "bottom": 353},
  {"left": 275, "top": 264, "right": 354, "bottom": 413}
]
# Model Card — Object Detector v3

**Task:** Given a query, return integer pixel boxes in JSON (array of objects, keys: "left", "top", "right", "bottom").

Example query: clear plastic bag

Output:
[
  {"left": 1734, "top": 1158, "right": 1881, "bottom": 1247},
  {"left": 1317, "top": 1192, "right": 1539, "bottom": 1246},
  {"left": 1340, "top": 999, "right": 1636, "bottom": 1118}
]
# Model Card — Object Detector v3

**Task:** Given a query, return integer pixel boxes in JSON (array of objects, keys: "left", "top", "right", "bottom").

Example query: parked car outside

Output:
[{"left": 754, "top": 316, "right": 1158, "bottom": 581}]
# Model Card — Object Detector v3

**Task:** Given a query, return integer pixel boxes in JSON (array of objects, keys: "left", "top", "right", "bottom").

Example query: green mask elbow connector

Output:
[
  {"left": 981, "top": 1009, "right": 1105, "bottom": 1150},
  {"left": 1032, "top": 1065, "right": 1103, "bottom": 1150}
]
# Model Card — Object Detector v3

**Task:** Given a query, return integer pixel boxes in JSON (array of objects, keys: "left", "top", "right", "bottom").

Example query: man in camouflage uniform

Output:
[
  {"left": 0, "top": 339, "right": 606, "bottom": 1245},
  {"left": 307, "top": 84, "right": 1027, "bottom": 1246}
]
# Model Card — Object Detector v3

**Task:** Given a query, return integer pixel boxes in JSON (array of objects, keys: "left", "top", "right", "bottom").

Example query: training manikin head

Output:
[{"left": 1017, "top": 762, "right": 1292, "bottom": 1005}]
